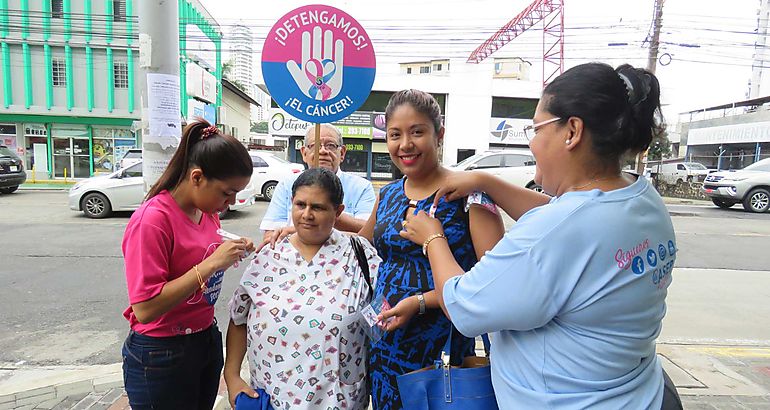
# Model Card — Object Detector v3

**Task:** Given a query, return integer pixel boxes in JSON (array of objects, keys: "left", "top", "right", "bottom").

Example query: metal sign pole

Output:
[
  {"left": 313, "top": 123, "right": 321, "bottom": 168},
  {"left": 261, "top": 5, "right": 375, "bottom": 161}
]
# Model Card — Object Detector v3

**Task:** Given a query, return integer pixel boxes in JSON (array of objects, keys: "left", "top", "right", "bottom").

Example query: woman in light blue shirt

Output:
[{"left": 391, "top": 63, "right": 682, "bottom": 410}]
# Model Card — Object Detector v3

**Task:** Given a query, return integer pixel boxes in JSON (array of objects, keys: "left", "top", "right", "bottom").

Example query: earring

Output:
[{"left": 565, "top": 139, "right": 572, "bottom": 144}]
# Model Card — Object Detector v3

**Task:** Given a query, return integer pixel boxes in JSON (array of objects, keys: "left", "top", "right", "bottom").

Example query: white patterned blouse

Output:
[{"left": 229, "top": 229, "right": 381, "bottom": 410}]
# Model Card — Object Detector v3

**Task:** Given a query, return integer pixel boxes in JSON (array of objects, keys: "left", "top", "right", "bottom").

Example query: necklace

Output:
[{"left": 570, "top": 174, "right": 622, "bottom": 191}]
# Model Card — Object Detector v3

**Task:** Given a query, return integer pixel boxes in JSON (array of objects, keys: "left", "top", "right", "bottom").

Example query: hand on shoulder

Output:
[{"left": 432, "top": 170, "right": 488, "bottom": 208}]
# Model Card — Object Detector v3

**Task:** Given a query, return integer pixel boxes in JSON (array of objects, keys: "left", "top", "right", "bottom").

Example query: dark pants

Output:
[
  {"left": 661, "top": 369, "right": 683, "bottom": 410},
  {"left": 122, "top": 324, "right": 224, "bottom": 410}
]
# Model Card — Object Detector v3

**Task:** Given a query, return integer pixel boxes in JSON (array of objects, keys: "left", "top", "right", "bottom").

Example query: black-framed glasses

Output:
[
  {"left": 305, "top": 142, "right": 341, "bottom": 151},
  {"left": 522, "top": 117, "right": 562, "bottom": 142}
]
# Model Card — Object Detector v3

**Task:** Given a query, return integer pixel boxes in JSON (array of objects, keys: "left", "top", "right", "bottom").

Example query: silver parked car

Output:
[
  {"left": 68, "top": 161, "right": 258, "bottom": 218},
  {"left": 702, "top": 158, "right": 770, "bottom": 213}
]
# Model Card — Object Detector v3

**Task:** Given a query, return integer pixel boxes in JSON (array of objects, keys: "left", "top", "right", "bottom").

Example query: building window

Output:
[
  {"left": 52, "top": 59, "right": 66, "bottom": 87},
  {"left": 0, "top": 123, "right": 16, "bottom": 135},
  {"left": 419, "top": 66, "right": 430, "bottom": 74},
  {"left": 0, "top": 124, "right": 18, "bottom": 159},
  {"left": 113, "top": 0, "right": 126, "bottom": 22},
  {"left": 93, "top": 128, "right": 135, "bottom": 173},
  {"left": 433, "top": 63, "right": 442, "bottom": 72},
  {"left": 51, "top": 0, "right": 63, "bottom": 18},
  {"left": 406, "top": 67, "right": 412, "bottom": 74},
  {"left": 114, "top": 62, "right": 129, "bottom": 89}
]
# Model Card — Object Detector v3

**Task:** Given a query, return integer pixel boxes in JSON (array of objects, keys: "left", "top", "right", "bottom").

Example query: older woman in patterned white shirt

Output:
[{"left": 225, "top": 167, "right": 381, "bottom": 410}]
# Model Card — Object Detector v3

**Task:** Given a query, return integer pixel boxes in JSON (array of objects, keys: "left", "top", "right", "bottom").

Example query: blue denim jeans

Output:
[{"left": 121, "top": 323, "right": 224, "bottom": 410}]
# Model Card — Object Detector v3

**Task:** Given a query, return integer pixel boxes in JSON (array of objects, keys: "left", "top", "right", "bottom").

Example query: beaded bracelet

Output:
[{"left": 422, "top": 233, "right": 447, "bottom": 256}]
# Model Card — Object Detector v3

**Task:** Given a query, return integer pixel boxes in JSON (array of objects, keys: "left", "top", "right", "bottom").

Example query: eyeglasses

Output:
[
  {"left": 305, "top": 142, "right": 341, "bottom": 151},
  {"left": 522, "top": 117, "right": 562, "bottom": 142}
]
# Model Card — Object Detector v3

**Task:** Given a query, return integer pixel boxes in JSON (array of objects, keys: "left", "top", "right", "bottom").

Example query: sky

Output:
[{"left": 197, "top": 0, "right": 765, "bottom": 125}]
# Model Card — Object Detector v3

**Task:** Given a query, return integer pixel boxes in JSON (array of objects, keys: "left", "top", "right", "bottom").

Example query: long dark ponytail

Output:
[{"left": 146, "top": 119, "right": 252, "bottom": 200}]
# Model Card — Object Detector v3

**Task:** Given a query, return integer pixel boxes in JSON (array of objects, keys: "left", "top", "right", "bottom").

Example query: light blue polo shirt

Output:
[
  {"left": 444, "top": 176, "right": 675, "bottom": 409},
  {"left": 259, "top": 169, "right": 376, "bottom": 231}
]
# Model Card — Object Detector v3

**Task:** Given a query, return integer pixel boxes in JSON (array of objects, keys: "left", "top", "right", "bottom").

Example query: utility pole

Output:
[
  {"left": 637, "top": 0, "right": 664, "bottom": 174},
  {"left": 138, "top": 1, "right": 181, "bottom": 193},
  {"left": 750, "top": 0, "right": 770, "bottom": 99},
  {"left": 646, "top": 0, "right": 663, "bottom": 75}
]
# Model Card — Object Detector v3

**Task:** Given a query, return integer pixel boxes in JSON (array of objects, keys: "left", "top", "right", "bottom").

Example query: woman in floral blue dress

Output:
[{"left": 359, "top": 89, "right": 505, "bottom": 410}]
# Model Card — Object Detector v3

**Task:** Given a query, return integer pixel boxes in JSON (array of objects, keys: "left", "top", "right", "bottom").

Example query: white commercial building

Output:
[
  {"left": 679, "top": 96, "right": 770, "bottom": 170},
  {"left": 268, "top": 57, "right": 542, "bottom": 180}
]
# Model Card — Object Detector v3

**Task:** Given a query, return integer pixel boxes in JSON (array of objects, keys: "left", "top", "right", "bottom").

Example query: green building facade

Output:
[{"left": 0, "top": 0, "right": 222, "bottom": 179}]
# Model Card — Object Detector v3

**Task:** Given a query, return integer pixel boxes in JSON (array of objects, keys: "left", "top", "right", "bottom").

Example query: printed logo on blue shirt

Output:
[
  {"left": 204, "top": 270, "right": 224, "bottom": 305},
  {"left": 631, "top": 256, "right": 645, "bottom": 275},
  {"left": 668, "top": 240, "right": 676, "bottom": 257},
  {"left": 658, "top": 244, "right": 667, "bottom": 261},
  {"left": 646, "top": 249, "right": 658, "bottom": 268}
]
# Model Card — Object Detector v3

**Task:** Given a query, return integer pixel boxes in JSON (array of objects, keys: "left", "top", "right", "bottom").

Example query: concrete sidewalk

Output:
[
  {"left": 0, "top": 363, "right": 124, "bottom": 410},
  {"left": 2, "top": 341, "right": 769, "bottom": 410},
  {"left": 0, "top": 363, "right": 230, "bottom": 410}
]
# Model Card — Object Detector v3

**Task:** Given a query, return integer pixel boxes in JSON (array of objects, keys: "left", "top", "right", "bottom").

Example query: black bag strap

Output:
[{"left": 350, "top": 236, "right": 373, "bottom": 299}]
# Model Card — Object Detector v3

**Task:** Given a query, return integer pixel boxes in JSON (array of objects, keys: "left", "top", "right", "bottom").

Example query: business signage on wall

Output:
[
  {"left": 337, "top": 124, "right": 371, "bottom": 139},
  {"left": 335, "top": 112, "right": 372, "bottom": 126},
  {"left": 489, "top": 117, "right": 530, "bottom": 145},
  {"left": 371, "top": 112, "right": 386, "bottom": 140},
  {"left": 269, "top": 108, "right": 312, "bottom": 136},
  {"left": 687, "top": 121, "right": 770, "bottom": 146},
  {"left": 188, "top": 99, "right": 216, "bottom": 125},
  {"left": 186, "top": 62, "right": 217, "bottom": 104}
]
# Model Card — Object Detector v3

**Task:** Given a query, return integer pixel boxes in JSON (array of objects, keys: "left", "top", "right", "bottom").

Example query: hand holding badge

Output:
[
  {"left": 217, "top": 229, "right": 253, "bottom": 267},
  {"left": 358, "top": 295, "right": 393, "bottom": 344}
]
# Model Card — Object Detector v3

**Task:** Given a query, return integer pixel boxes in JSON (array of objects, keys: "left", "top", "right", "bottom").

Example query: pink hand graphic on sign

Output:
[
  {"left": 262, "top": 4, "right": 375, "bottom": 123},
  {"left": 286, "top": 26, "right": 344, "bottom": 101}
]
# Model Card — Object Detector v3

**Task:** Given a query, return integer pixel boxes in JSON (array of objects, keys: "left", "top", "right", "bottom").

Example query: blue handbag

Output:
[
  {"left": 396, "top": 329, "right": 498, "bottom": 409},
  {"left": 234, "top": 390, "right": 273, "bottom": 410}
]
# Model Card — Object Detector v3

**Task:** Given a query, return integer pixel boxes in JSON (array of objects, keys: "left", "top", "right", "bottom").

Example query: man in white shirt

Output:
[{"left": 260, "top": 124, "right": 376, "bottom": 236}]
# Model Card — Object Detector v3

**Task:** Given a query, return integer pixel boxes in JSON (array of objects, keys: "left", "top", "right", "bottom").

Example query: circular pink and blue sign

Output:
[{"left": 262, "top": 5, "right": 376, "bottom": 124}]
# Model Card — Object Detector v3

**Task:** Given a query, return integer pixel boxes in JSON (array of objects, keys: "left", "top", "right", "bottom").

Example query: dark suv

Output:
[{"left": 0, "top": 145, "right": 26, "bottom": 194}]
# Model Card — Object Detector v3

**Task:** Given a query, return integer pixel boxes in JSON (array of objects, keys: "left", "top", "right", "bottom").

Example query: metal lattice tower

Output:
[{"left": 467, "top": 0, "right": 564, "bottom": 88}]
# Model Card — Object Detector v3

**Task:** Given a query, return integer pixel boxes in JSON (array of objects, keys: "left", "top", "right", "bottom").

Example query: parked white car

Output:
[
  {"left": 119, "top": 148, "right": 142, "bottom": 170},
  {"left": 68, "top": 161, "right": 258, "bottom": 218},
  {"left": 248, "top": 151, "right": 304, "bottom": 200},
  {"left": 655, "top": 161, "right": 711, "bottom": 185},
  {"left": 450, "top": 149, "right": 542, "bottom": 192}
]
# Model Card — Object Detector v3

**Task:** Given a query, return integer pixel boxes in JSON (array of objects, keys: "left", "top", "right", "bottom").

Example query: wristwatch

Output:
[{"left": 416, "top": 292, "right": 426, "bottom": 315}]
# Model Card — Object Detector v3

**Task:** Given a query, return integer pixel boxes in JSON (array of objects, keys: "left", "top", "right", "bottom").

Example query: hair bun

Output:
[{"left": 616, "top": 67, "right": 652, "bottom": 107}]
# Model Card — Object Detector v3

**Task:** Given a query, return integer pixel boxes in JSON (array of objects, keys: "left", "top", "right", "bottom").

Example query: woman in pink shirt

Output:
[{"left": 121, "top": 120, "right": 256, "bottom": 409}]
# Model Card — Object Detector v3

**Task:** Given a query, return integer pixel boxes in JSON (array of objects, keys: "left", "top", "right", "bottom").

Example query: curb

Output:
[
  {"left": 0, "top": 364, "right": 122, "bottom": 409},
  {"left": 669, "top": 211, "right": 698, "bottom": 217}
]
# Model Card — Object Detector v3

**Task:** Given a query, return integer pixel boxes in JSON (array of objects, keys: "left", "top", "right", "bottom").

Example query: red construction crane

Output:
[{"left": 467, "top": 0, "right": 564, "bottom": 88}]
